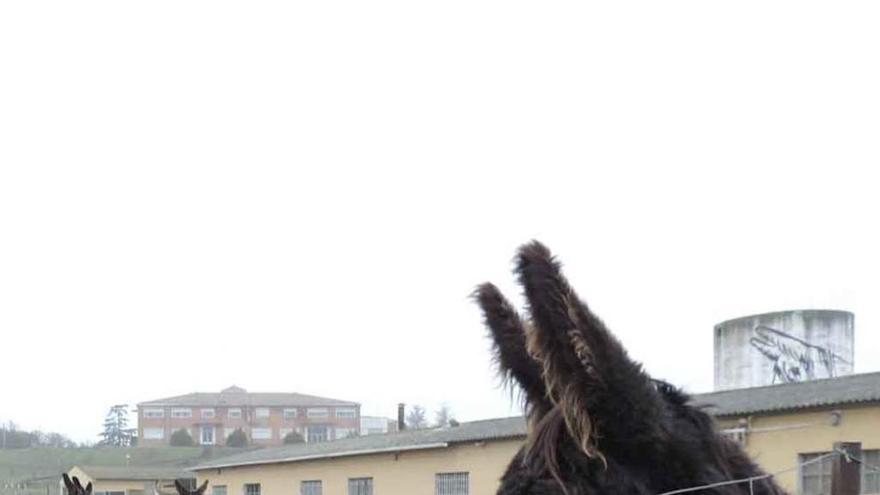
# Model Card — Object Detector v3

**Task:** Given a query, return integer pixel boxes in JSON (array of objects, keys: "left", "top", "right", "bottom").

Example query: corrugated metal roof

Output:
[
  {"left": 193, "top": 416, "right": 527, "bottom": 470},
  {"left": 74, "top": 466, "right": 194, "bottom": 481},
  {"left": 692, "top": 371, "right": 880, "bottom": 417},
  {"left": 138, "top": 391, "right": 357, "bottom": 408}
]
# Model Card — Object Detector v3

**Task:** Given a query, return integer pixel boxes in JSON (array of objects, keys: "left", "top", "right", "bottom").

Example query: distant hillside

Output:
[{"left": 0, "top": 447, "right": 251, "bottom": 481}]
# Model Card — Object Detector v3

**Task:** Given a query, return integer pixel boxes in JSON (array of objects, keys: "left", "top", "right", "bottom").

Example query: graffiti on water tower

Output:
[{"left": 749, "top": 325, "right": 850, "bottom": 384}]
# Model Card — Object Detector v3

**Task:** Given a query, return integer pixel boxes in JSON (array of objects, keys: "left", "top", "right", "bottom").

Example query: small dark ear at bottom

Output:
[
  {"left": 174, "top": 480, "right": 187, "bottom": 495},
  {"left": 85, "top": 483, "right": 93, "bottom": 495}
]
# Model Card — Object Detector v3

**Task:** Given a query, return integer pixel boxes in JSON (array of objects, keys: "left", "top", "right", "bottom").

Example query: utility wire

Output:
[{"left": 655, "top": 451, "right": 840, "bottom": 495}]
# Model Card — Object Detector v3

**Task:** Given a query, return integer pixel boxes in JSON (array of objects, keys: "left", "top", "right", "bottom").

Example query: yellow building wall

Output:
[
  {"left": 194, "top": 404, "right": 880, "bottom": 495},
  {"left": 717, "top": 404, "right": 880, "bottom": 493},
  {"left": 195, "top": 438, "right": 522, "bottom": 495}
]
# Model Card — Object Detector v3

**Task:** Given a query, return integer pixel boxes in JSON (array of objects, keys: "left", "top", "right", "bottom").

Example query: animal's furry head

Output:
[{"left": 475, "top": 242, "right": 789, "bottom": 495}]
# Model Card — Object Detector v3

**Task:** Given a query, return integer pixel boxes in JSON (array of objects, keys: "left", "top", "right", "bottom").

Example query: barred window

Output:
[
  {"left": 436, "top": 472, "right": 469, "bottom": 495},
  {"left": 863, "top": 450, "right": 880, "bottom": 495},
  {"left": 800, "top": 452, "right": 832, "bottom": 495},
  {"left": 244, "top": 484, "right": 260, "bottom": 495},
  {"left": 212, "top": 486, "right": 227, "bottom": 495},
  {"left": 347, "top": 478, "right": 372, "bottom": 495},
  {"left": 300, "top": 481, "right": 322, "bottom": 495}
]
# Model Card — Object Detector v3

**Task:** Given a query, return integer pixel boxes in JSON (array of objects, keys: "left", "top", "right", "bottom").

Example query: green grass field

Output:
[{"left": 0, "top": 447, "right": 250, "bottom": 481}]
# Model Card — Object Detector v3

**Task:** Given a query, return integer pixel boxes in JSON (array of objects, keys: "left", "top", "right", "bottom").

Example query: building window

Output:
[
  {"left": 143, "top": 408, "right": 165, "bottom": 419},
  {"left": 307, "top": 408, "right": 329, "bottom": 418},
  {"left": 201, "top": 409, "right": 215, "bottom": 419},
  {"left": 251, "top": 428, "right": 272, "bottom": 440},
  {"left": 243, "top": 484, "right": 260, "bottom": 495},
  {"left": 436, "top": 473, "right": 469, "bottom": 495},
  {"left": 284, "top": 409, "right": 298, "bottom": 419},
  {"left": 800, "top": 452, "right": 832, "bottom": 495},
  {"left": 307, "top": 426, "right": 329, "bottom": 443},
  {"left": 335, "top": 427, "right": 357, "bottom": 440},
  {"left": 212, "top": 487, "right": 227, "bottom": 495},
  {"left": 255, "top": 408, "right": 270, "bottom": 419},
  {"left": 347, "top": 478, "right": 372, "bottom": 495},
  {"left": 201, "top": 426, "right": 215, "bottom": 445},
  {"left": 171, "top": 408, "right": 192, "bottom": 419},
  {"left": 142, "top": 428, "right": 164, "bottom": 440},
  {"left": 300, "top": 481, "right": 322, "bottom": 495},
  {"left": 335, "top": 408, "right": 356, "bottom": 418},
  {"left": 227, "top": 408, "right": 242, "bottom": 419},
  {"left": 863, "top": 450, "right": 880, "bottom": 494}
]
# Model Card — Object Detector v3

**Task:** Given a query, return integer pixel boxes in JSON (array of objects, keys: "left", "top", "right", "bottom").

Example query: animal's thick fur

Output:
[{"left": 476, "top": 242, "right": 788, "bottom": 495}]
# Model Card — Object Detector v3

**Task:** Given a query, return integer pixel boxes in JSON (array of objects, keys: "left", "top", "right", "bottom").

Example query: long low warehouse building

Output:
[
  {"left": 192, "top": 417, "right": 524, "bottom": 495},
  {"left": 191, "top": 372, "right": 880, "bottom": 495}
]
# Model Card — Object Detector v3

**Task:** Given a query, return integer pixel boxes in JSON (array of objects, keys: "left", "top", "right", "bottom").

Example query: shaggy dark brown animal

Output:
[{"left": 475, "top": 242, "right": 789, "bottom": 495}]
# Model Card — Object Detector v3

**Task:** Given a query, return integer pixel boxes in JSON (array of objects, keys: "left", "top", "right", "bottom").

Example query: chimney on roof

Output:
[{"left": 397, "top": 403, "right": 406, "bottom": 431}]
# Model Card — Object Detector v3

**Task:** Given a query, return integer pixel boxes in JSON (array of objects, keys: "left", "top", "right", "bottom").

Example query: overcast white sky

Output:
[{"left": 1, "top": 1, "right": 879, "bottom": 444}]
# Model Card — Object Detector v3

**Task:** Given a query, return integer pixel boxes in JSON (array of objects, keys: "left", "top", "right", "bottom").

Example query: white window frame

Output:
[
  {"left": 243, "top": 484, "right": 261, "bottom": 495},
  {"left": 251, "top": 427, "right": 272, "bottom": 440},
  {"left": 307, "top": 426, "right": 329, "bottom": 443},
  {"left": 212, "top": 486, "right": 227, "bottom": 495},
  {"left": 307, "top": 408, "right": 329, "bottom": 418},
  {"left": 143, "top": 408, "right": 165, "bottom": 419},
  {"left": 142, "top": 428, "right": 165, "bottom": 440},
  {"left": 335, "top": 407, "right": 356, "bottom": 418},
  {"left": 284, "top": 408, "right": 298, "bottom": 419},
  {"left": 435, "top": 472, "right": 469, "bottom": 495},
  {"left": 171, "top": 408, "right": 192, "bottom": 419},
  {"left": 300, "top": 481, "right": 322, "bottom": 495},
  {"left": 799, "top": 452, "right": 832, "bottom": 495},
  {"left": 201, "top": 425, "right": 215, "bottom": 445},
  {"left": 347, "top": 478, "right": 372, "bottom": 495},
  {"left": 863, "top": 449, "right": 880, "bottom": 495},
  {"left": 255, "top": 407, "right": 270, "bottom": 419},
  {"left": 227, "top": 408, "right": 242, "bottom": 419},
  {"left": 201, "top": 408, "right": 215, "bottom": 419}
]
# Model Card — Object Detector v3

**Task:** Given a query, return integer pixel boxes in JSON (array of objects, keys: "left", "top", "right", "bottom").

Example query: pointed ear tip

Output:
[
  {"left": 516, "top": 241, "right": 554, "bottom": 266},
  {"left": 472, "top": 282, "right": 499, "bottom": 302}
]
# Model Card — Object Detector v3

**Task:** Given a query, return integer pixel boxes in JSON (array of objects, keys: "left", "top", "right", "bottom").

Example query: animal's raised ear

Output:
[
  {"left": 174, "top": 480, "right": 188, "bottom": 495},
  {"left": 474, "top": 283, "right": 549, "bottom": 415},
  {"left": 62, "top": 474, "right": 75, "bottom": 494},
  {"left": 514, "top": 241, "right": 664, "bottom": 458},
  {"left": 85, "top": 483, "right": 93, "bottom": 495},
  {"left": 195, "top": 481, "right": 209, "bottom": 495}
]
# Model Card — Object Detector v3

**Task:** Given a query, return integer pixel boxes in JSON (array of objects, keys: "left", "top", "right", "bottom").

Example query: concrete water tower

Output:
[{"left": 714, "top": 310, "right": 854, "bottom": 391}]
